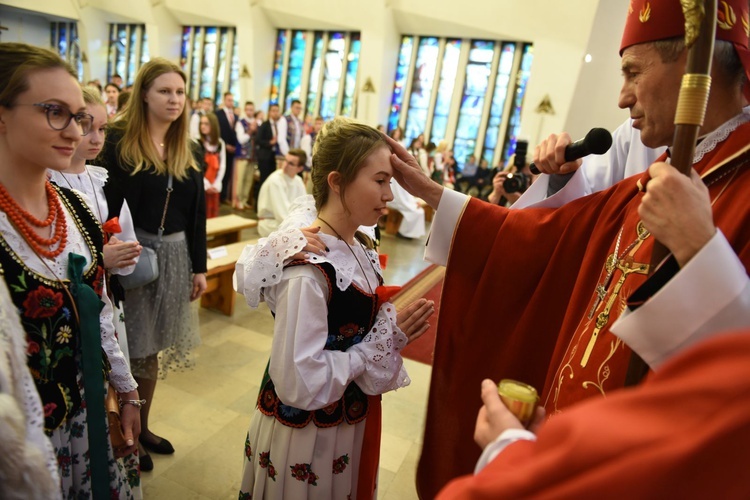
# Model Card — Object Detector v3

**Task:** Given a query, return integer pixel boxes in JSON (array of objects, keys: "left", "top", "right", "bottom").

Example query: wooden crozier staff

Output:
[{"left": 626, "top": 0, "right": 717, "bottom": 385}]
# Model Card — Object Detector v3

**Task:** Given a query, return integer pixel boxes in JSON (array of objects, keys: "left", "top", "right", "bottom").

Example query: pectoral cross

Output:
[{"left": 580, "top": 256, "right": 650, "bottom": 368}]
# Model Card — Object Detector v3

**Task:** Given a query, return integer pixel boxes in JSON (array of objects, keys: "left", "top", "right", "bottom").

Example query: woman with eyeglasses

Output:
[
  {"left": 100, "top": 58, "right": 207, "bottom": 472},
  {"left": 0, "top": 43, "right": 141, "bottom": 498}
]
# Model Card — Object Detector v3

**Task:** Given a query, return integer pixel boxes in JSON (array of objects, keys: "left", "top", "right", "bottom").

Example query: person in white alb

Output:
[{"left": 256, "top": 149, "right": 308, "bottom": 237}]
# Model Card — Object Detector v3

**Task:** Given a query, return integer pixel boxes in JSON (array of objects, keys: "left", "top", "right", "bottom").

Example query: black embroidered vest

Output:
[
  {"left": 0, "top": 185, "right": 108, "bottom": 433},
  {"left": 258, "top": 261, "right": 381, "bottom": 428}
]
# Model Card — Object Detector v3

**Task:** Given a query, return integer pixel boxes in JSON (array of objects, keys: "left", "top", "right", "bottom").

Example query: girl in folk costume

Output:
[
  {"left": 0, "top": 43, "right": 141, "bottom": 498},
  {"left": 48, "top": 86, "right": 142, "bottom": 364},
  {"left": 99, "top": 58, "right": 207, "bottom": 472},
  {"left": 199, "top": 112, "right": 226, "bottom": 218},
  {"left": 235, "top": 118, "right": 433, "bottom": 499}
]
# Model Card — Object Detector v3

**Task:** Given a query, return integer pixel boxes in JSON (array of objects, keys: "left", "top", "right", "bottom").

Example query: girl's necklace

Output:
[{"left": 317, "top": 216, "right": 378, "bottom": 295}]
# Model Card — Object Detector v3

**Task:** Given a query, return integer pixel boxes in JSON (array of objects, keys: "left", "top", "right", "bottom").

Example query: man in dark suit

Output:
[
  {"left": 216, "top": 92, "right": 238, "bottom": 203},
  {"left": 254, "top": 103, "right": 281, "bottom": 206}
]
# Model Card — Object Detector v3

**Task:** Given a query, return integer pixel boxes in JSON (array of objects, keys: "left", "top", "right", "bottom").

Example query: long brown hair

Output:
[
  {"left": 0, "top": 43, "right": 77, "bottom": 107},
  {"left": 110, "top": 58, "right": 198, "bottom": 179},
  {"left": 201, "top": 112, "right": 220, "bottom": 146}
]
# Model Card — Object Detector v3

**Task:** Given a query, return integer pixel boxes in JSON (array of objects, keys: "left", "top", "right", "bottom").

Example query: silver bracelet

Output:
[{"left": 119, "top": 399, "right": 147, "bottom": 409}]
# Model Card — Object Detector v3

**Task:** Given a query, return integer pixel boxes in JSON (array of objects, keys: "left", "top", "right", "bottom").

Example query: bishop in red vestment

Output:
[
  {"left": 385, "top": 0, "right": 750, "bottom": 497},
  {"left": 437, "top": 330, "right": 750, "bottom": 499}
]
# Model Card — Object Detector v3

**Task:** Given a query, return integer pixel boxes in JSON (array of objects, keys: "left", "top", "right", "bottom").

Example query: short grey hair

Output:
[{"left": 651, "top": 38, "right": 746, "bottom": 89}]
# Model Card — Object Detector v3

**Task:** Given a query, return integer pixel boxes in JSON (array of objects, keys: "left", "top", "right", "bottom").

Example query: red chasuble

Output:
[
  {"left": 436, "top": 330, "right": 750, "bottom": 499},
  {"left": 416, "top": 121, "right": 750, "bottom": 499}
]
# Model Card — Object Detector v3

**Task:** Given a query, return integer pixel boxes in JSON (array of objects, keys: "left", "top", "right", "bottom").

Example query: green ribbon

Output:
[{"left": 67, "top": 253, "right": 110, "bottom": 498}]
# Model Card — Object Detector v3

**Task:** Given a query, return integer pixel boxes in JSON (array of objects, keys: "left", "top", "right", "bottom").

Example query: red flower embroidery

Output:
[
  {"left": 289, "top": 463, "right": 318, "bottom": 485},
  {"left": 22, "top": 286, "right": 63, "bottom": 319},
  {"left": 332, "top": 454, "right": 350, "bottom": 474},
  {"left": 26, "top": 341, "right": 40, "bottom": 355},
  {"left": 43, "top": 402, "right": 57, "bottom": 417},
  {"left": 339, "top": 323, "right": 359, "bottom": 338},
  {"left": 92, "top": 266, "right": 105, "bottom": 296}
]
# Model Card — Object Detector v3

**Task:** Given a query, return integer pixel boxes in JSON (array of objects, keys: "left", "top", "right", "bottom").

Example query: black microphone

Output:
[{"left": 529, "top": 127, "right": 613, "bottom": 175}]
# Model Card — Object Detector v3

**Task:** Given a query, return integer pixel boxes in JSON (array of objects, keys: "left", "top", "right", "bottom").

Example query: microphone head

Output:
[{"left": 584, "top": 127, "right": 613, "bottom": 155}]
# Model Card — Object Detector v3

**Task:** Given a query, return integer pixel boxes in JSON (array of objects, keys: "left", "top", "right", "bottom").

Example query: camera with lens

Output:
[{"left": 503, "top": 140, "right": 531, "bottom": 194}]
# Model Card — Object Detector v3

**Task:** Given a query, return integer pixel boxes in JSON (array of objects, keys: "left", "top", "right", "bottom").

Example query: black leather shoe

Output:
[
  {"left": 139, "top": 436, "right": 175, "bottom": 455},
  {"left": 139, "top": 452, "right": 153, "bottom": 472}
]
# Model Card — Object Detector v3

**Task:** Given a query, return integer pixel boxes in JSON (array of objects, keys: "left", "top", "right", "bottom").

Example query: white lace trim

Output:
[
  {"left": 235, "top": 230, "right": 384, "bottom": 308},
  {"left": 352, "top": 302, "right": 411, "bottom": 395},
  {"left": 693, "top": 109, "right": 750, "bottom": 163},
  {"left": 279, "top": 194, "right": 317, "bottom": 231}
]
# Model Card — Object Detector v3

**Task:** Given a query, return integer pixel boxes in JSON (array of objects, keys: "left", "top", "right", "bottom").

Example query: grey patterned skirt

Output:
[{"left": 124, "top": 229, "right": 200, "bottom": 378}]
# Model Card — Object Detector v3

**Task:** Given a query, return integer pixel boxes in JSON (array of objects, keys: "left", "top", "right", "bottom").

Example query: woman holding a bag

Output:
[
  {"left": 101, "top": 58, "right": 207, "bottom": 471},
  {"left": 0, "top": 42, "right": 140, "bottom": 497}
]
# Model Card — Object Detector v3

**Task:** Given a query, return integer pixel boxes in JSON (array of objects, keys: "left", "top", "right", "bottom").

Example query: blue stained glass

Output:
[
  {"left": 140, "top": 30, "right": 150, "bottom": 65},
  {"left": 306, "top": 32, "right": 325, "bottom": 117},
  {"left": 201, "top": 27, "right": 217, "bottom": 102},
  {"left": 215, "top": 28, "right": 229, "bottom": 101},
  {"left": 454, "top": 40, "right": 494, "bottom": 170},
  {"left": 191, "top": 28, "right": 204, "bottom": 98},
  {"left": 483, "top": 43, "right": 516, "bottom": 165},
  {"left": 501, "top": 44, "right": 534, "bottom": 163},
  {"left": 285, "top": 31, "right": 307, "bottom": 110},
  {"left": 107, "top": 25, "right": 115, "bottom": 83},
  {"left": 128, "top": 26, "right": 138, "bottom": 87},
  {"left": 181, "top": 27, "right": 191, "bottom": 72},
  {"left": 319, "top": 32, "right": 345, "bottom": 121},
  {"left": 430, "top": 39, "right": 461, "bottom": 144},
  {"left": 404, "top": 37, "right": 439, "bottom": 145},
  {"left": 58, "top": 24, "right": 67, "bottom": 59},
  {"left": 229, "top": 34, "right": 240, "bottom": 104},
  {"left": 116, "top": 25, "right": 127, "bottom": 84},
  {"left": 340, "top": 33, "right": 361, "bottom": 117},
  {"left": 387, "top": 36, "right": 414, "bottom": 134},
  {"left": 51, "top": 24, "right": 57, "bottom": 52},
  {"left": 270, "top": 30, "right": 287, "bottom": 106}
]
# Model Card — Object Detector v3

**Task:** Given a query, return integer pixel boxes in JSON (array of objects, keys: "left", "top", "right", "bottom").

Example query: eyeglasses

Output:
[{"left": 17, "top": 103, "right": 94, "bottom": 136}]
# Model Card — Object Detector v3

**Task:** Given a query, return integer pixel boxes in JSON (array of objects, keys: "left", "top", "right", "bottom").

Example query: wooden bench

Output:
[
  {"left": 206, "top": 214, "right": 258, "bottom": 248},
  {"left": 202, "top": 239, "right": 257, "bottom": 316},
  {"left": 384, "top": 209, "right": 403, "bottom": 235}
]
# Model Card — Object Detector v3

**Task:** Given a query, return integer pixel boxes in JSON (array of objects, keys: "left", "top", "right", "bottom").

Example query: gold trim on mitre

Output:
[
  {"left": 717, "top": 0, "right": 737, "bottom": 30},
  {"left": 640, "top": 2, "right": 652, "bottom": 23}
]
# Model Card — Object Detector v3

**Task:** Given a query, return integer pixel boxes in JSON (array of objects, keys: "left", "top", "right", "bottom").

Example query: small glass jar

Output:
[{"left": 497, "top": 379, "right": 539, "bottom": 427}]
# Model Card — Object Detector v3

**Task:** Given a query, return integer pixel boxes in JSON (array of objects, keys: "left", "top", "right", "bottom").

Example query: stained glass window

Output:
[
  {"left": 107, "top": 24, "right": 148, "bottom": 86},
  {"left": 229, "top": 35, "right": 241, "bottom": 104},
  {"left": 285, "top": 31, "right": 307, "bottom": 109},
  {"left": 340, "top": 32, "right": 361, "bottom": 117},
  {"left": 306, "top": 32, "right": 325, "bottom": 117},
  {"left": 50, "top": 22, "right": 83, "bottom": 81},
  {"left": 388, "top": 36, "right": 414, "bottom": 134},
  {"left": 181, "top": 26, "right": 241, "bottom": 104},
  {"left": 214, "top": 28, "right": 230, "bottom": 102},
  {"left": 319, "top": 32, "right": 345, "bottom": 121},
  {"left": 404, "top": 37, "right": 439, "bottom": 145},
  {"left": 482, "top": 43, "right": 516, "bottom": 166},
  {"left": 453, "top": 40, "right": 494, "bottom": 170},
  {"left": 430, "top": 39, "right": 461, "bottom": 144},
  {"left": 269, "top": 30, "right": 287, "bottom": 106},
  {"left": 501, "top": 43, "right": 534, "bottom": 163}
]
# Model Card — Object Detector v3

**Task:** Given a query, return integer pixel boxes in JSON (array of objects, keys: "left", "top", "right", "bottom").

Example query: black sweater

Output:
[{"left": 100, "top": 131, "right": 208, "bottom": 273}]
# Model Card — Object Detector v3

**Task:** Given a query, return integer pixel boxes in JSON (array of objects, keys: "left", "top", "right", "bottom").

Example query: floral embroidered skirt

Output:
[
  {"left": 240, "top": 410, "right": 368, "bottom": 499},
  {"left": 49, "top": 383, "right": 141, "bottom": 499}
]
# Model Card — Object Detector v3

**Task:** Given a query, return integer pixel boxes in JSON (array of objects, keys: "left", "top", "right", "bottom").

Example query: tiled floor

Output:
[{"left": 141, "top": 220, "right": 434, "bottom": 499}]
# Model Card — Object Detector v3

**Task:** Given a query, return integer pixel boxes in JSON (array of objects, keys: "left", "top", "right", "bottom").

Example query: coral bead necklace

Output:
[{"left": 0, "top": 180, "right": 68, "bottom": 258}]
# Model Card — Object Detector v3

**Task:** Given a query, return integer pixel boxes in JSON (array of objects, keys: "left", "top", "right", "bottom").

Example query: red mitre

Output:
[{"left": 620, "top": 0, "right": 750, "bottom": 99}]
